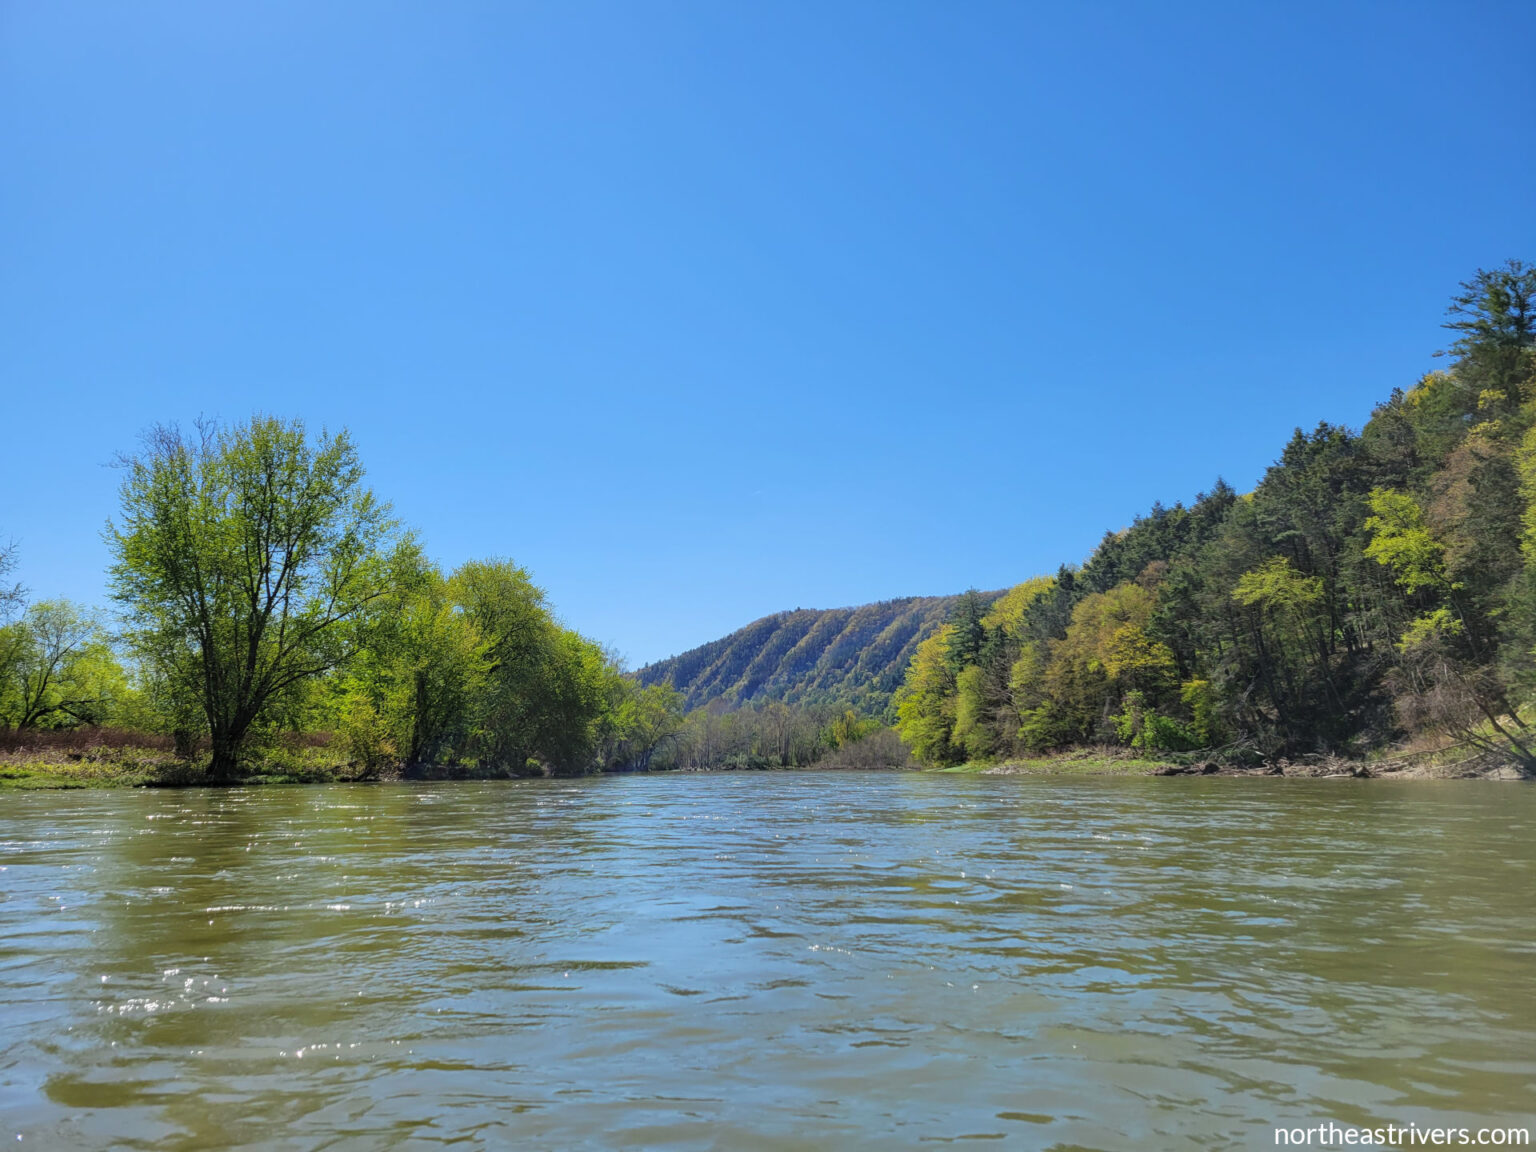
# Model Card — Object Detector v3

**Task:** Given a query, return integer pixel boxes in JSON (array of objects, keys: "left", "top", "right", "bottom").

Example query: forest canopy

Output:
[{"left": 894, "top": 260, "right": 1536, "bottom": 771}]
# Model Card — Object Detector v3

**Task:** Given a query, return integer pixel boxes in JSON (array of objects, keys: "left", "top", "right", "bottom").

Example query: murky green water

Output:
[{"left": 1, "top": 774, "right": 1532, "bottom": 1150}]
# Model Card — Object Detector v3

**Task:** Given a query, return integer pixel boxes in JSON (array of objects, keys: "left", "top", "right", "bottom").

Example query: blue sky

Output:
[{"left": 2, "top": 1, "right": 1533, "bottom": 666}]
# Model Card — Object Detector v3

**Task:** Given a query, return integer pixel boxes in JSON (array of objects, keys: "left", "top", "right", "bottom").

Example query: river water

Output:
[{"left": 0, "top": 774, "right": 1532, "bottom": 1149}]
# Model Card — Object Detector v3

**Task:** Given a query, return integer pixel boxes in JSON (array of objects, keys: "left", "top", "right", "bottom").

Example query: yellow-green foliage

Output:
[
  {"left": 1397, "top": 607, "right": 1463, "bottom": 653},
  {"left": 982, "top": 576, "right": 1055, "bottom": 636},
  {"left": 895, "top": 265, "right": 1536, "bottom": 770},
  {"left": 828, "top": 708, "right": 878, "bottom": 749},
  {"left": 1179, "top": 678, "right": 1219, "bottom": 746},
  {"left": 336, "top": 693, "right": 398, "bottom": 777},
  {"left": 1232, "top": 556, "right": 1324, "bottom": 613},
  {"left": 0, "top": 601, "right": 133, "bottom": 730},
  {"left": 1363, "top": 488, "right": 1457, "bottom": 594},
  {"left": 1058, "top": 583, "right": 1175, "bottom": 689},
  {"left": 894, "top": 623, "right": 959, "bottom": 764},
  {"left": 1040, "top": 582, "right": 1178, "bottom": 739},
  {"left": 1405, "top": 371, "right": 1458, "bottom": 409},
  {"left": 1008, "top": 640, "right": 1050, "bottom": 706},
  {"left": 950, "top": 664, "right": 992, "bottom": 760},
  {"left": 945, "top": 577, "right": 1059, "bottom": 761},
  {"left": 604, "top": 681, "right": 685, "bottom": 771},
  {"left": 1518, "top": 413, "right": 1536, "bottom": 565}
]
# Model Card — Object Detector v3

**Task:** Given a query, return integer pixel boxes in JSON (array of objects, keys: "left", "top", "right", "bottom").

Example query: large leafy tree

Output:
[
  {"left": 108, "top": 417, "right": 404, "bottom": 780},
  {"left": 894, "top": 624, "right": 961, "bottom": 764},
  {"left": 600, "top": 681, "right": 685, "bottom": 772},
  {"left": 451, "top": 559, "right": 559, "bottom": 774},
  {"left": 336, "top": 555, "right": 488, "bottom": 773}
]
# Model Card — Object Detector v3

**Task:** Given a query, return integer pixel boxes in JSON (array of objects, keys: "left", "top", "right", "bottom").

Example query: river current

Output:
[{"left": 1, "top": 773, "right": 1532, "bottom": 1149}]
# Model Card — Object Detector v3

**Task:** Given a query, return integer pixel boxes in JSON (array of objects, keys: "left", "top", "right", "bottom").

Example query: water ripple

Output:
[{"left": 0, "top": 774, "right": 1532, "bottom": 1149}]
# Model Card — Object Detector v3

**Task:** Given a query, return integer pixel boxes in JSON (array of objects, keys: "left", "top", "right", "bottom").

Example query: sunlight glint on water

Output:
[{"left": 0, "top": 774, "right": 1532, "bottom": 1149}]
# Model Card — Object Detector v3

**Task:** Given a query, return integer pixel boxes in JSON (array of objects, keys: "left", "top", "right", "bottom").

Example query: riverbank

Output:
[
  {"left": 0, "top": 747, "right": 378, "bottom": 789},
  {"left": 3, "top": 737, "right": 1528, "bottom": 788},
  {"left": 939, "top": 746, "right": 1531, "bottom": 781},
  {"left": 933, "top": 750, "right": 1175, "bottom": 777}
]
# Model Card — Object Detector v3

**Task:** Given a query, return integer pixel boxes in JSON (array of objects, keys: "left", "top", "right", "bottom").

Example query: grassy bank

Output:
[
  {"left": 0, "top": 729, "right": 372, "bottom": 789},
  {"left": 931, "top": 749, "right": 1175, "bottom": 777},
  {"left": 4, "top": 730, "right": 1524, "bottom": 789},
  {"left": 927, "top": 744, "right": 1530, "bottom": 781},
  {"left": 0, "top": 752, "right": 381, "bottom": 790}
]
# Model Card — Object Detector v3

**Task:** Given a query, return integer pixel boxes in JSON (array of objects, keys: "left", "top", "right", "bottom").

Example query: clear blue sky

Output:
[{"left": 2, "top": 1, "right": 1533, "bottom": 666}]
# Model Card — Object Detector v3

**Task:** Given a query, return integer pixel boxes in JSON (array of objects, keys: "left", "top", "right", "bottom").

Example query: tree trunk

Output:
[{"left": 208, "top": 729, "right": 245, "bottom": 783}]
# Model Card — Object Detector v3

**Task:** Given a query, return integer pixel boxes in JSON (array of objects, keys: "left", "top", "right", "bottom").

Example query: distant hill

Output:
[{"left": 634, "top": 593, "right": 1000, "bottom": 717}]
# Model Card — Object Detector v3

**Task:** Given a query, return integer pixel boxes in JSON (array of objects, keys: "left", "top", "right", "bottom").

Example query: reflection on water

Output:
[{"left": 1, "top": 775, "right": 1532, "bottom": 1149}]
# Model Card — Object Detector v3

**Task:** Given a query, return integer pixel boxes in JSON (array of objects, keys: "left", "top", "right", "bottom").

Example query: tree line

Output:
[
  {"left": 6, "top": 261, "right": 1530, "bottom": 778},
  {"left": 896, "top": 260, "right": 1536, "bottom": 770},
  {"left": 0, "top": 420, "right": 896, "bottom": 778},
  {"left": 1, "top": 420, "right": 692, "bottom": 779}
]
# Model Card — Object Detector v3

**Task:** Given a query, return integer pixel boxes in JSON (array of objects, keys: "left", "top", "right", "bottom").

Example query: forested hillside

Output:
[
  {"left": 634, "top": 593, "right": 998, "bottom": 715},
  {"left": 895, "top": 261, "right": 1536, "bottom": 771}
]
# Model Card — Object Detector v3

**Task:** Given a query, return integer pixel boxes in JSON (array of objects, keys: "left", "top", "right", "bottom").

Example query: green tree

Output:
[
  {"left": 955, "top": 577, "right": 1056, "bottom": 759},
  {"left": 894, "top": 624, "right": 961, "bottom": 764},
  {"left": 536, "top": 629, "right": 620, "bottom": 774},
  {"left": 449, "top": 559, "right": 621, "bottom": 775},
  {"left": 1043, "top": 582, "right": 1178, "bottom": 743},
  {"left": 1362, "top": 489, "right": 1456, "bottom": 596},
  {"left": 1364, "top": 488, "right": 1533, "bottom": 764},
  {"left": 827, "top": 707, "right": 877, "bottom": 749},
  {"left": 334, "top": 555, "right": 489, "bottom": 773},
  {"left": 945, "top": 590, "right": 988, "bottom": 672},
  {"left": 108, "top": 417, "right": 404, "bottom": 780},
  {"left": 0, "top": 601, "right": 129, "bottom": 729},
  {"left": 1442, "top": 259, "right": 1536, "bottom": 410},
  {"left": 451, "top": 558, "right": 557, "bottom": 773},
  {"left": 603, "top": 681, "right": 685, "bottom": 771}
]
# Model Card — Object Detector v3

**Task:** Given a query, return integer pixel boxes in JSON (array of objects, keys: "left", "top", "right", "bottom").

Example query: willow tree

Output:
[{"left": 109, "top": 417, "right": 402, "bottom": 780}]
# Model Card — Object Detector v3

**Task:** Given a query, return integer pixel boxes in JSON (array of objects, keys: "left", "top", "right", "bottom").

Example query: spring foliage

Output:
[
  {"left": 6, "top": 261, "right": 1535, "bottom": 777},
  {"left": 896, "top": 260, "right": 1536, "bottom": 768}
]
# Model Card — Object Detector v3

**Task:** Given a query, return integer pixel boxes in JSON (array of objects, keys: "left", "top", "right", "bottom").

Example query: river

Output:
[{"left": 1, "top": 773, "right": 1532, "bottom": 1149}]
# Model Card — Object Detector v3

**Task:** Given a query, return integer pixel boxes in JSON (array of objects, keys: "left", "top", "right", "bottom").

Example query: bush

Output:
[
  {"left": 336, "top": 697, "right": 398, "bottom": 779},
  {"left": 1114, "top": 691, "right": 1202, "bottom": 752},
  {"left": 817, "top": 728, "right": 915, "bottom": 769}
]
